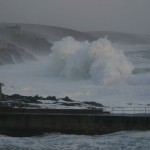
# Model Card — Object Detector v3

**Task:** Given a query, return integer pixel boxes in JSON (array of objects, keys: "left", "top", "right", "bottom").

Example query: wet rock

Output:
[
  {"left": 83, "top": 101, "right": 103, "bottom": 107},
  {"left": 12, "top": 34, "right": 52, "bottom": 55},
  {"left": 0, "top": 94, "right": 103, "bottom": 109},
  {"left": 62, "top": 96, "right": 74, "bottom": 102},
  {"left": 0, "top": 40, "right": 36, "bottom": 65},
  {"left": 61, "top": 102, "right": 82, "bottom": 107}
]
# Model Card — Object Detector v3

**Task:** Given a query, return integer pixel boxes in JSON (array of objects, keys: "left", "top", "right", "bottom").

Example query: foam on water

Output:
[
  {"left": 49, "top": 37, "right": 134, "bottom": 84},
  {"left": 0, "top": 131, "right": 150, "bottom": 150}
]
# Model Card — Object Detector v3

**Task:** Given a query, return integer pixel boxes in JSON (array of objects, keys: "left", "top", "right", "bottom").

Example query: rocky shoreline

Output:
[{"left": 0, "top": 93, "right": 103, "bottom": 110}]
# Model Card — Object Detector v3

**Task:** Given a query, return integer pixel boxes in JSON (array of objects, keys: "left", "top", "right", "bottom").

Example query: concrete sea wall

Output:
[{"left": 0, "top": 110, "right": 150, "bottom": 136}]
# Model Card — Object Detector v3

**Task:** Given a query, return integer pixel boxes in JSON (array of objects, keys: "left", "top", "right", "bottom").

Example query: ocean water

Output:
[
  {"left": 0, "top": 37, "right": 150, "bottom": 149},
  {"left": 0, "top": 37, "right": 150, "bottom": 107},
  {"left": 0, "top": 131, "right": 150, "bottom": 150}
]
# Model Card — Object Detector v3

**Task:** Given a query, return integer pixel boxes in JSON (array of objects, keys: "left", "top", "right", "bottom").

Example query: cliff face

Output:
[
  {"left": 11, "top": 34, "right": 52, "bottom": 55},
  {"left": 0, "top": 25, "right": 53, "bottom": 65},
  {"left": 0, "top": 40, "right": 36, "bottom": 65}
]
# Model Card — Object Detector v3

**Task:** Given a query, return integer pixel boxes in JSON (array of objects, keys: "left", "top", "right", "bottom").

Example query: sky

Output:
[{"left": 0, "top": 0, "right": 150, "bottom": 34}]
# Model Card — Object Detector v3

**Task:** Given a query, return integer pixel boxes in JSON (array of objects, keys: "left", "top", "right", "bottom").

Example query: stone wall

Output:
[{"left": 0, "top": 112, "right": 150, "bottom": 137}]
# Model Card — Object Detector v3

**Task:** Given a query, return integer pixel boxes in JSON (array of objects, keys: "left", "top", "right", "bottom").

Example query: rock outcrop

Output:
[
  {"left": 0, "top": 94, "right": 103, "bottom": 109},
  {"left": 0, "top": 39, "right": 36, "bottom": 65}
]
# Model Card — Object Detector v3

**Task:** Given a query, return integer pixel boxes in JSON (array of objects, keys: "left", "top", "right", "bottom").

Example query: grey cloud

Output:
[{"left": 0, "top": 0, "right": 150, "bottom": 34}]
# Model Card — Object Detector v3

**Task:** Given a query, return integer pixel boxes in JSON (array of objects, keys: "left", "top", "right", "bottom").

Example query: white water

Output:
[
  {"left": 49, "top": 37, "right": 133, "bottom": 84},
  {"left": 0, "top": 131, "right": 150, "bottom": 150},
  {"left": 0, "top": 37, "right": 150, "bottom": 107}
]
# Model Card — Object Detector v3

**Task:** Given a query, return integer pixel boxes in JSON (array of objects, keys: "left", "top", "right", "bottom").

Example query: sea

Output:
[
  {"left": 0, "top": 37, "right": 150, "bottom": 149},
  {"left": 0, "top": 131, "right": 150, "bottom": 150}
]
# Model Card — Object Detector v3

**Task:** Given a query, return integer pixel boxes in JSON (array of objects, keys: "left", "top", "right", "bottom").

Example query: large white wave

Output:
[{"left": 48, "top": 37, "right": 134, "bottom": 84}]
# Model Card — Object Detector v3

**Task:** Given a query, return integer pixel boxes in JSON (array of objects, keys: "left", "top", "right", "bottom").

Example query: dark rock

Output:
[
  {"left": 61, "top": 102, "right": 81, "bottom": 107},
  {"left": 0, "top": 93, "right": 104, "bottom": 110},
  {"left": 12, "top": 34, "right": 52, "bottom": 55},
  {"left": 44, "top": 96, "right": 58, "bottom": 101},
  {"left": 62, "top": 96, "right": 74, "bottom": 102},
  {"left": 0, "top": 40, "right": 36, "bottom": 65},
  {"left": 83, "top": 101, "right": 103, "bottom": 107}
]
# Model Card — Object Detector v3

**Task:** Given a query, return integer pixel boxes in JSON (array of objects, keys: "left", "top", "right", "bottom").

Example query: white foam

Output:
[
  {"left": 49, "top": 37, "right": 134, "bottom": 84},
  {"left": 0, "top": 131, "right": 150, "bottom": 150}
]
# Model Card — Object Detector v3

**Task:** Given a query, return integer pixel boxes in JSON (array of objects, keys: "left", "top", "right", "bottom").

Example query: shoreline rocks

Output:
[{"left": 0, "top": 93, "right": 103, "bottom": 109}]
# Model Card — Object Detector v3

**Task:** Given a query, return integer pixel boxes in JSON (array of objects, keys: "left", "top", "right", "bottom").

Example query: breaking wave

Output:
[{"left": 49, "top": 37, "right": 134, "bottom": 84}]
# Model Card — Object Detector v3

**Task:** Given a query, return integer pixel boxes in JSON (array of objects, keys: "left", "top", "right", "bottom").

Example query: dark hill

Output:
[
  {"left": 88, "top": 31, "right": 150, "bottom": 45},
  {"left": 0, "top": 39, "right": 36, "bottom": 65},
  {"left": 0, "top": 23, "right": 96, "bottom": 65}
]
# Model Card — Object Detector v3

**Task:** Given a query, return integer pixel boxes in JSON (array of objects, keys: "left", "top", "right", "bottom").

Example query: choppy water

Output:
[
  {"left": 1, "top": 41, "right": 150, "bottom": 107},
  {"left": 0, "top": 131, "right": 150, "bottom": 150}
]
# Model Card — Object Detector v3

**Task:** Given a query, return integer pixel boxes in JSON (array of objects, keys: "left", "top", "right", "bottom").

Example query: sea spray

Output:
[{"left": 49, "top": 37, "right": 134, "bottom": 84}]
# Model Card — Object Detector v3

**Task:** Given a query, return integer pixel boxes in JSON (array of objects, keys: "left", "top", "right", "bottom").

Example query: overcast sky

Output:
[{"left": 0, "top": 0, "right": 150, "bottom": 34}]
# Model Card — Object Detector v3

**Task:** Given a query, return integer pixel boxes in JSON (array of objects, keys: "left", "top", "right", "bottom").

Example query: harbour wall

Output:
[{"left": 0, "top": 112, "right": 150, "bottom": 136}]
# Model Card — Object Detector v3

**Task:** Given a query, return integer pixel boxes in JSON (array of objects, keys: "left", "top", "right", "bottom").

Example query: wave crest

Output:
[{"left": 49, "top": 37, "right": 134, "bottom": 84}]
